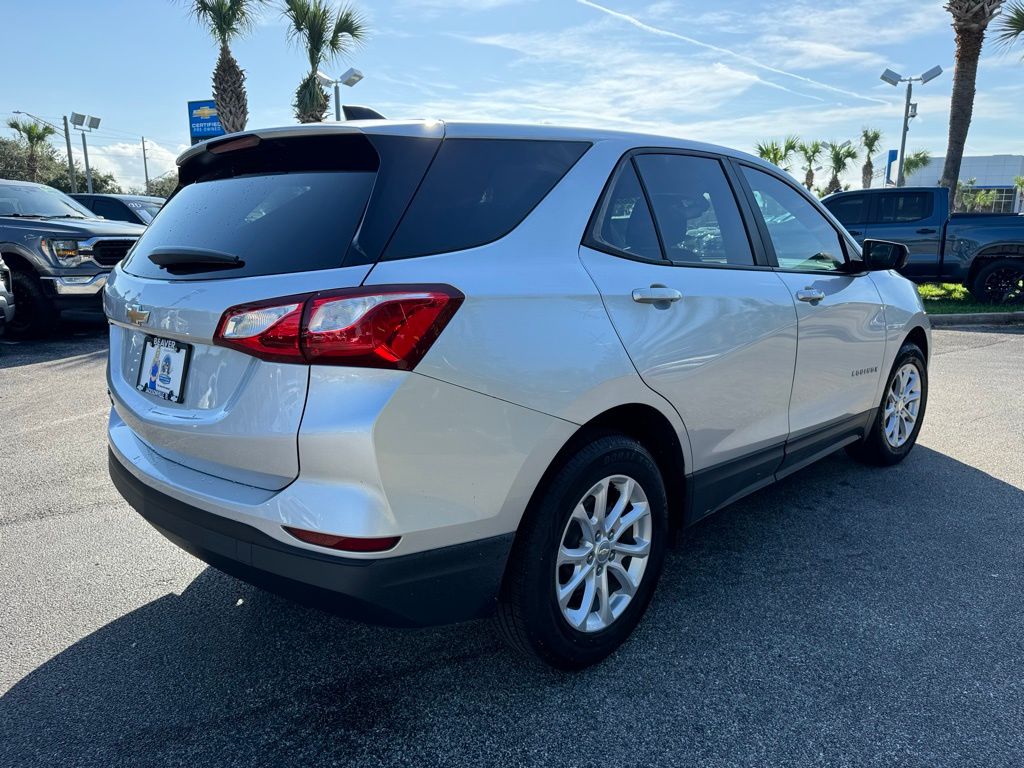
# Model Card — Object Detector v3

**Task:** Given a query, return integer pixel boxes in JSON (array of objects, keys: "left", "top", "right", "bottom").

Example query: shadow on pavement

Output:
[
  {"left": 0, "top": 314, "right": 107, "bottom": 370},
  {"left": 3, "top": 446, "right": 1024, "bottom": 767}
]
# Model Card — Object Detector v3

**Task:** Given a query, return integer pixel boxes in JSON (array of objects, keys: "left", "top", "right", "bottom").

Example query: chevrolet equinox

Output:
[{"left": 106, "top": 121, "right": 930, "bottom": 669}]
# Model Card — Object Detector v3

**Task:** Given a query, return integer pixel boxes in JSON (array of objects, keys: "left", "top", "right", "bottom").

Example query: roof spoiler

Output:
[{"left": 342, "top": 105, "right": 386, "bottom": 121}]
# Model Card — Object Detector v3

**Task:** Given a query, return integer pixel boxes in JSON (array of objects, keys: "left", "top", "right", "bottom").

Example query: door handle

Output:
[
  {"left": 916, "top": 228, "right": 937, "bottom": 234},
  {"left": 795, "top": 288, "right": 826, "bottom": 304},
  {"left": 632, "top": 286, "right": 683, "bottom": 306}
]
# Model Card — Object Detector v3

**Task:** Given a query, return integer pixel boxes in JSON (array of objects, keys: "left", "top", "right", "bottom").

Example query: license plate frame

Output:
[{"left": 136, "top": 336, "right": 193, "bottom": 404}]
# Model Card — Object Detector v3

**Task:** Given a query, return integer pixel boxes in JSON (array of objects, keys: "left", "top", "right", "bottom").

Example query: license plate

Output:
[{"left": 136, "top": 336, "right": 192, "bottom": 404}]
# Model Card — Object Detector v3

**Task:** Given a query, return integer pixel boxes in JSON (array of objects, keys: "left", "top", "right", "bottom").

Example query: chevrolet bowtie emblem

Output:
[{"left": 127, "top": 306, "right": 150, "bottom": 326}]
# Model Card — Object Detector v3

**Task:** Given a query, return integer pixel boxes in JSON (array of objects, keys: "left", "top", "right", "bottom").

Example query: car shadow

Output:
[
  {"left": 0, "top": 314, "right": 107, "bottom": 370},
  {"left": 3, "top": 446, "right": 1024, "bottom": 767}
]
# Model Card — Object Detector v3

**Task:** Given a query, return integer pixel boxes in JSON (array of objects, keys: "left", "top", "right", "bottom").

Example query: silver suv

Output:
[{"left": 106, "top": 122, "right": 930, "bottom": 669}]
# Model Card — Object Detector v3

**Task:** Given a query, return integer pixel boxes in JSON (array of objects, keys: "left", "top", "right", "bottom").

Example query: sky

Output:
[{"left": 3, "top": 0, "right": 1022, "bottom": 190}]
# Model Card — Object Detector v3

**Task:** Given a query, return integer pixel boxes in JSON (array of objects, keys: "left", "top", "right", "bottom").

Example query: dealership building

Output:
[{"left": 903, "top": 154, "right": 1024, "bottom": 213}]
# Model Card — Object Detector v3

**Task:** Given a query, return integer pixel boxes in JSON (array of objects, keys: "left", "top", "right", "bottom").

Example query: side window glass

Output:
[
  {"left": 634, "top": 154, "right": 754, "bottom": 266},
  {"left": 878, "top": 192, "right": 931, "bottom": 223},
  {"left": 588, "top": 161, "right": 662, "bottom": 261},
  {"left": 824, "top": 195, "right": 867, "bottom": 226},
  {"left": 92, "top": 198, "right": 132, "bottom": 223},
  {"left": 741, "top": 167, "right": 846, "bottom": 272}
]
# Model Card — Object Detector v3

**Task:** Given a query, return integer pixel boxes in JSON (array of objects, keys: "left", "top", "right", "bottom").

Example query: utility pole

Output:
[
  {"left": 62, "top": 116, "right": 78, "bottom": 193},
  {"left": 141, "top": 137, "right": 150, "bottom": 195}
]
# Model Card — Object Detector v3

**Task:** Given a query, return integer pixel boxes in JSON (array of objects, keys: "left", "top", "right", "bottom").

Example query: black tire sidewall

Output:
[
  {"left": 971, "top": 259, "right": 1024, "bottom": 305},
  {"left": 8, "top": 269, "right": 58, "bottom": 338},
  {"left": 508, "top": 436, "right": 668, "bottom": 669}
]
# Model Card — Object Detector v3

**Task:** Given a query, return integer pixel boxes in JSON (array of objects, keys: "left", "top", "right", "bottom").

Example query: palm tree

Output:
[
  {"left": 284, "top": 0, "right": 367, "bottom": 124},
  {"left": 184, "top": 0, "right": 265, "bottom": 134},
  {"left": 995, "top": 1, "right": 1024, "bottom": 53},
  {"left": 939, "top": 1, "right": 1004, "bottom": 211},
  {"left": 797, "top": 140, "right": 824, "bottom": 190},
  {"left": 1014, "top": 175, "right": 1024, "bottom": 211},
  {"left": 755, "top": 136, "right": 800, "bottom": 171},
  {"left": 7, "top": 118, "right": 56, "bottom": 182},
  {"left": 824, "top": 141, "right": 858, "bottom": 195},
  {"left": 901, "top": 150, "right": 933, "bottom": 180},
  {"left": 859, "top": 128, "right": 883, "bottom": 189}
]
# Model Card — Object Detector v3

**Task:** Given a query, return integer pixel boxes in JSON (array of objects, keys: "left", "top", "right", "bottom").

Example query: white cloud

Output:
[
  {"left": 81, "top": 140, "right": 185, "bottom": 191},
  {"left": 575, "top": 0, "right": 889, "bottom": 104}
]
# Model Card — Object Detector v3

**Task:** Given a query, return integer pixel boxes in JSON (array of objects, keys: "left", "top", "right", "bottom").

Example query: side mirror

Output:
[{"left": 862, "top": 239, "right": 909, "bottom": 271}]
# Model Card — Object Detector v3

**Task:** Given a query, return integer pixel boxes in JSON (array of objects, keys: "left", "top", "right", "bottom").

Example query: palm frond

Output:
[
  {"left": 860, "top": 127, "right": 883, "bottom": 154},
  {"left": 186, "top": 0, "right": 265, "bottom": 45},
  {"left": 995, "top": 1, "right": 1024, "bottom": 49}
]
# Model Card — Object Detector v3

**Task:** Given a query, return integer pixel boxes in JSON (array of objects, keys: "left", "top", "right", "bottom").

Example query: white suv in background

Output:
[{"left": 105, "top": 121, "right": 929, "bottom": 669}]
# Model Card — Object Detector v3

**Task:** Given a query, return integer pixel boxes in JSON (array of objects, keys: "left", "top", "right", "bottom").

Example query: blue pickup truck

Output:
[{"left": 823, "top": 186, "right": 1024, "bottom": 303}]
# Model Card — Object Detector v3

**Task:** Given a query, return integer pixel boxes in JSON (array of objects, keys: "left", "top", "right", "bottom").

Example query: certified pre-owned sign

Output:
[{"left": 187, "top": 100, "right": 226, "bottom": 145}]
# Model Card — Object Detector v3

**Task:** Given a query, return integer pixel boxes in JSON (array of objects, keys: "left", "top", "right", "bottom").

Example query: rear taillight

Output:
[{"left": 213, "top": 285, "right": 463, "bottom": 370}]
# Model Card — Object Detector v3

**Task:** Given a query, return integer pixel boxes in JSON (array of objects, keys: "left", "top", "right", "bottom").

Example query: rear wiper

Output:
[
  {"left": 45, "top": 214, "right": 87, "bottom": 219},
  {"left": 148, "top": 246, "right": 244, "bottom": 271},
  {"left": 3, "top": 213, "right": 45, "bottom": 218}
]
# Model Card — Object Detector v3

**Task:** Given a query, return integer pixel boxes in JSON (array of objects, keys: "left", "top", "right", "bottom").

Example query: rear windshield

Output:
[
  {"left": 383, "top": 139, "right": 590, "bottom": 260},
  {"left": 122, "top": 171, "right": 374, "bottom": 280}
]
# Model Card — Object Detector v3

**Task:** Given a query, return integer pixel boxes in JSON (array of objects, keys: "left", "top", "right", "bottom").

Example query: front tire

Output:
[
  {"left": 497, "top": 435, "right": 668, "bottom": 670},
  {"left": 970, "top": 259, "right": 1024, "bottom": 305},
  {"left": 847, "top": 342, "right": 928, "bottom": 466},
  {"left": 7, "top": 269, "right": 59, "bottom": 339}
]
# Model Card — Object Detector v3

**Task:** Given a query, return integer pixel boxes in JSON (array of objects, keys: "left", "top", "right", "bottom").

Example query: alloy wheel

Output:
[
  {"left": 883, "top": 363, "right": 922, "bottom": 448},
  {"left": 555, "top": 475, "right": 652, "bottom": 633}
]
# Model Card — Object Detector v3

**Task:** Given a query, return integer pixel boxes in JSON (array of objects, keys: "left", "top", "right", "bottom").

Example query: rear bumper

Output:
[{"left": 109, "top": 449, "right": 514, "bottom": 627}]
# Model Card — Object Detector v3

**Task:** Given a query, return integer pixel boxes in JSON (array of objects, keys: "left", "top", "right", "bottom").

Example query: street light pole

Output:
[
  {"left": 80, "top": 131, "right": 93, "bottom": 193},
  {"left": 317, "top": 68, "right": 365, "bottom": 121},
  {"left": 70, "top": 112, "right": 101, "bottom": 194},
  {"left": 880, "top": 66, "right": 942, "bottom": 188},
  {"left": 897, "top": 80, "right": 913, "bottom": 188},
  {"left": 142, "top": 137, "right": 150, "bottom": 195}
]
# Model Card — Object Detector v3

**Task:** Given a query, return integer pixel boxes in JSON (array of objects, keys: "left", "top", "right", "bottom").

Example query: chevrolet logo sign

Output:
[
  {"left": 192, "top": 106, "right": 218, "bottom": 119},
  {"left": 127, "top": 306, "right": 150, "bottom": 326}
]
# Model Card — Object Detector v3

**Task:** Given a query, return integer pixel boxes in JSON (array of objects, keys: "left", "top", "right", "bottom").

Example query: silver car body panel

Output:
[{"left": 106, "top": 119, "right": 930, "bottom": 562}]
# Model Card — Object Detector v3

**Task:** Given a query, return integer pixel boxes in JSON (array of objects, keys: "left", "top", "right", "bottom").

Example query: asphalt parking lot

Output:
[{"left": 2, "top": 319, "right": 1023, "bottom": 768}]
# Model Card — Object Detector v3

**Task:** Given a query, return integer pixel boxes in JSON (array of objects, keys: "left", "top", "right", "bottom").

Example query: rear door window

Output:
[
  {"left": 877, "top": 191, "right": 932, "bottom": 223},
  {"left": 824, "top": 194, "right": 868, "bottom": 227},
  {"left": 586, "top": 161, "right": 663, "bottom": 261},
  {"left": 634, "top": 154, "right": 754, "bottom": 266},
  {"left": 122, "top": 171, "right": 375, "bottom": 281},
  {"left": 383, "top": 139, "right": 589, "bottom": 260}
]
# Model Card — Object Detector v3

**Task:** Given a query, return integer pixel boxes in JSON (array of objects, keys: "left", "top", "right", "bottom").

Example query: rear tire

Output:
[
  {"left": 496, "top": 434, "right": 668, "bottom": 670},
  {"left": 847, "top": 342, "right": 928, "bottom": 466},
  {"left": 970, "top": 259, "right": 1024, "bottom": 305},
  {"left": 7, "top": 269, "right": 59, "bottom": 339}
]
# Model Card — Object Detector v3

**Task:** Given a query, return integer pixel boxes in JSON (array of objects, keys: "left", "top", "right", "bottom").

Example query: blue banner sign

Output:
[
  {"left": 187, "top": 100, "right": 225, "bottom": 145},
  {"left": 884, "top": 149, "right": 899, "bottom": 186}
]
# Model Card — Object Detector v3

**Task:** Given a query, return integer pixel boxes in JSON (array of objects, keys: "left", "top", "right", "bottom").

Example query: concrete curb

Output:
[{"left": 928, "top": 311, "right": 1024, "bottom": 326}]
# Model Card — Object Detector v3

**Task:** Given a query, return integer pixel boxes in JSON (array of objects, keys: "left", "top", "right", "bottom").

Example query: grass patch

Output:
[{"left": 917, "top": 283, "right": 1022, "bottom": 314}]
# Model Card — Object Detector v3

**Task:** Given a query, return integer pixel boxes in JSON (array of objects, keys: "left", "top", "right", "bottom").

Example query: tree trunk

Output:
[
  {"left": 804, "top": 168, "right": 814, "bottom": 190},
  {"left": 26, "top": 147, "right": 38, "bottom": 183},
  {"left": 213, "top": 42, "right": 248, "bottom": 134},
  {"left": 939, "top": 26, "right": 985, "bottom": 213},
  {"left": 862, "top": 158, "right": 873, "bottom": 189},
  {"left": 826, "top": 173, "right": 841, "bottom": 195}
]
